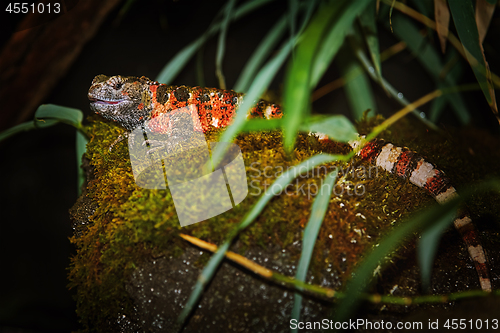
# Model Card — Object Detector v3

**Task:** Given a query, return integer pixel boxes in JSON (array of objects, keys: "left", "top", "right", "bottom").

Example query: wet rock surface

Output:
[{"left": 120, "top": 245, "right": 335, "bottom": 333}]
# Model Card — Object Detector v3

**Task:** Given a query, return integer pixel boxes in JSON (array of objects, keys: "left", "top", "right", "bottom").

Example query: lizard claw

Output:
[
  {"left": 142, "top": 139, "right": 165, "bottom": 148},
  {"left": 142, "top": 139, "right": 168, "bottom": 155},
  {"left": 109, "top": 134, "right": 125, "bottom": 152},
  {"left": 143, "top": 140, "right": 173, "bottom": 156}
]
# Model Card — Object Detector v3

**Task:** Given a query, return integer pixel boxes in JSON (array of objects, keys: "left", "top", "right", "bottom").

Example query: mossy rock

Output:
[{"left": 69, "top": 115, "right": 500, "bottom": 332}]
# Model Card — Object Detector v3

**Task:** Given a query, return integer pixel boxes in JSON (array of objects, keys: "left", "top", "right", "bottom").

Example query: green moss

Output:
[{"left": 70, "top": 114, "right": 495, "bottom": 331}]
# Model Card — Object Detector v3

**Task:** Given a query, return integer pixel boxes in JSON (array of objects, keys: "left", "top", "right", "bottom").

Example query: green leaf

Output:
[
  {"left": 337, "top": 46, "right": 377, "bottom": 120},
  {"left": 429, "top": 51, "right": 464, "bottom": 123},
  {"left": 354, "top": 47, "right": 440, "bottom": 130},
  {"left": 211, "top": 0, "right": 319, "bottom": 168},
  {"left": 0, "top": 104, "right": 84, "bottom": 143},
  {"left": 0, "top": 103, "right": 84, "bottom": 143},
  {"left": 233, "top": 14, "right": 288, "bottom": 92},
  {"left": 390, "top": 13, "right": 470, "bottom": 124},
  {"left": 284, "top": 0, "right": 373, "bottom": 153},
  {"left": 309, "top": 0, "right": 373, "bottom": 88},
  {"left": 283, "top": 1, "right": 345, "bottom": 153},
  {"left": 358, "top": 1, "right": 382, "bottom": 80},
  {"left": 288, "top": 0, "right": 298, "bottom": 51},
  {"left": 448, "top": 0, "right": 495, "bottom": 108},
  {"left": 233, "top": 0, "right": 319, "bottom": 93},
  {"left": 300, "top": 115, "right": 358, "bottom": 142},
  {"left": 210, "top": 36, "right": 296, "bottom": 168},
  {"left": 156, "top": 38, "right": 206, "bottom": 84},
  {"left": 409, "top": 0, "right": 435, "bottom": 45},
  {"left": 35, "top": 104, "right": 83, "bottom": 129},
  {"left": 292, "top": 169, "right": 338, "bottom": 332},
  {"left": 0, "top": 120, "right": 52, "bottom": 143},
  {"left": 241, "top": 118, "right": 282, "bottom": 132},
  {"left": 76, "top": 130, "right": 88, "bottom": 196},
  {"left": 417, "top": 208, "right": 456, "bottom": 292},
  {"left": 215, "top": 0, "right": 236, "bottom": 89}
]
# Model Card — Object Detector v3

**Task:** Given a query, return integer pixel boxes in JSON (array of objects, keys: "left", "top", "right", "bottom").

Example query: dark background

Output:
[{"left": 0, "top": 0, "right": 499, "bottom": 332}]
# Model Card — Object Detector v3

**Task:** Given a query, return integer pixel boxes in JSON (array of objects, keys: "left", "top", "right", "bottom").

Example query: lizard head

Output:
[{"left": 88, "top": 75, "right": 157, "bottom": 131}]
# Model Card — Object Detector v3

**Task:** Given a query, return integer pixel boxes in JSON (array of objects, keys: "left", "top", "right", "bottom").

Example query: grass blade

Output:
[
  {"left": 390, "top": 13, "right": 471, "bottom": 124},
  {"left": 210, "top": 36, "right": 296, "bottom": 168},
  {"left": 233, "top": 14, "right": 288, "bottom": 92},
  {"left": 215, "top": 0, "right": 236, "bottom": 89},
  {"left": 0, "top": 120, "right": 54, "bottom": 142},
  {"left": 434, "top": 0, "right": 450, "bottom": 53},
  {"left": 211, "top": 0, "right": 320, "bottom": 166},
  {"left": 0, "top": 103, "right": 85, "bottom": 142},
  {"left": 475, "top": 0, "right": 496, "bottom": 44},
  {"left": 354, "top": 47, "right": 439, "bottom": 130},
  {"left": 429, "top": 50, "right": 464, "bottom": 123},
  {"left": 234, "top": 0, "right": 318, "bottom": 93},
  {"left": 333, "top": 199, "right": 460, "bottom": 323},
  {"left": 35, "top": 104, "right": 83, "bottom": 129},
  {"left": 156, "top": 39, "right": 206, "bottom": 84},
  {"left": 417, "top": 208, "right": 456, "bottom": 292},
  {"left": 359, "top": 1, "right": 382, "bottom": 80},
  {"left": 337, "top": 46, "right": 377, "bottom": 119},
  {"left": 309, "top": 0, "right": 373, "bottom": 88},
  {"left": 76, "top": 130, "right": 88, "bottom": 196},
  {"left": 284, "top": 0, "right": 373, "bottom": 152},
  {"left": 283, "top": 0, "right": 346, "bottom": 153},
  {"left": 241, "top": 118, "right": 283, "bottom": 132},
  {"left": 291, "top": 169, "right": 338, "bottom": 332},
  {"left": 448, "top": 0, "right": 498, "bottom": 115}
]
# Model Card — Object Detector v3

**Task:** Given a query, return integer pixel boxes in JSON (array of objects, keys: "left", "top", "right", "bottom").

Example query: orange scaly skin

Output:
[{"left": 88, "top": 75, "right": 282, "bottom": 135}]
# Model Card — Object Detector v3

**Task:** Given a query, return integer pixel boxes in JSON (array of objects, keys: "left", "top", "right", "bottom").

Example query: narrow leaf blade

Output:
[
  {"left": 35, "top": 104, "right": 83, "bottom": 129},
  {"left": 292, "top": 170, "right": 338, "bottom": 330},
  {"left": 449, "top": 0, "right": 498, "bottom": 114},
  {"left": 337, "top": 47, "right": 377, "bottom": 120},
  {"left": 359, "top": 1, "right": 382, "bottom": 78},
  {"left": 434, "top": 0, "right": 450, "bottom": 53}
]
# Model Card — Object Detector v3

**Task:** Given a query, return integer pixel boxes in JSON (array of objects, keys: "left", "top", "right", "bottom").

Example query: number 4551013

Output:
[
  {"left": 6, "top": 2, "right": 61, "bottom": 14},
  {"left": 443, "top": 319, "right": 499, "bottom": 330}
]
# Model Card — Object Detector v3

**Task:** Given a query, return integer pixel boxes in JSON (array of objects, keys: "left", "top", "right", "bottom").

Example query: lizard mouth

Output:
[{"left": 89, "top": 98, "right": 126, "bottom": 105}]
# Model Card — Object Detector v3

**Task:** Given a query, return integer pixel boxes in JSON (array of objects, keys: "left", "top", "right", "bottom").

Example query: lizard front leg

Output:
[{"left": 142, "top": 112, "right": 196, "bottom": 155}]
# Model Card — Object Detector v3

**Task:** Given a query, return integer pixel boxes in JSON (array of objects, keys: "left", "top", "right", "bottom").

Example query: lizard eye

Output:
[{"left": 115, "top": 82, "right": 123, "bottom": 90}]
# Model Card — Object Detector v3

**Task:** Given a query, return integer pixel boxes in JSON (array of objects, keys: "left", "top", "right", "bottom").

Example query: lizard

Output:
[
  {"left": 88, "top": 74, "right": 282, "bottom": 151},
  {"left": 88, "top": 74, "right": 492, "bottom": 292}
]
